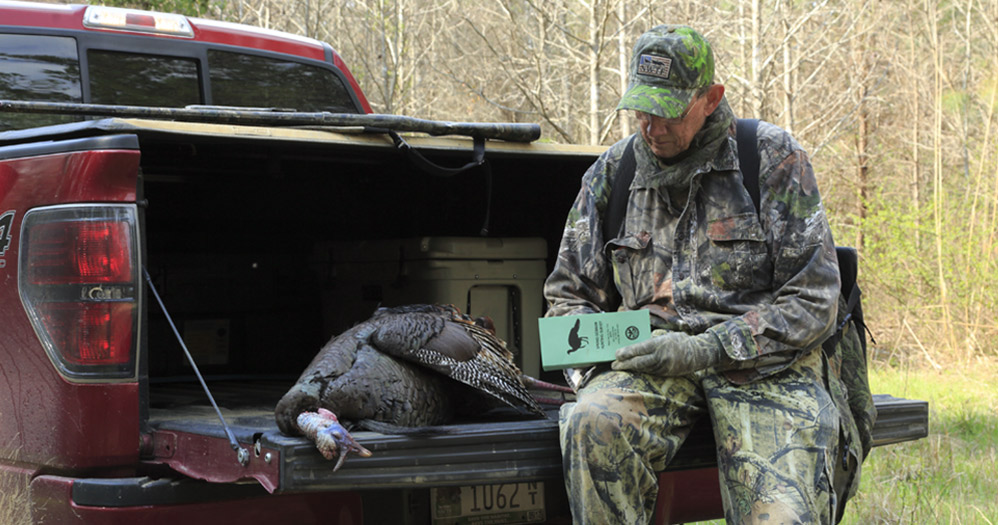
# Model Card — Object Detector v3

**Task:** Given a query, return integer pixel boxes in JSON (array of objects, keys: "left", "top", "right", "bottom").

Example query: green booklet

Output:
[{"left": 538, "top": 310, "right": 651, "bottom": 370}]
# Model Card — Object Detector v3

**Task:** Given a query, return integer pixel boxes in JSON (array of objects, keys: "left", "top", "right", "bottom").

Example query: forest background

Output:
[
  {"left": 20, "top": 0, "right": 998, "bottom": 522},
  {"left": 97, "top": 0, "right": 998, "bottom": 371}
]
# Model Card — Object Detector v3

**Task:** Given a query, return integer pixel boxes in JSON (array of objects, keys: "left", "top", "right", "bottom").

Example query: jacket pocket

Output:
[
  {"left": 703, "top": 213, "right": 771, "bottom": 291},
  {"left": 607, "top": 232, "right": 668, "bottom": 309}
]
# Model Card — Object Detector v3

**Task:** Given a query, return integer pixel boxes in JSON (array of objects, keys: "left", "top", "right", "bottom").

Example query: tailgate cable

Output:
[{"left": 143, "top": 267, "right": 251, "bottom": 467}]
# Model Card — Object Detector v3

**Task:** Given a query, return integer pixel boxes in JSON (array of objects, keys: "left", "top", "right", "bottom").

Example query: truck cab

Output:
[{"left": 0, "top": 0, "right": 370, "bottom": 134}]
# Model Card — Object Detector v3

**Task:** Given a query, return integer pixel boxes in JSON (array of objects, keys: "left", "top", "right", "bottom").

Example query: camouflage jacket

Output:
[{"left": 543, "top": 119, "right": 840, "bottom": 383}]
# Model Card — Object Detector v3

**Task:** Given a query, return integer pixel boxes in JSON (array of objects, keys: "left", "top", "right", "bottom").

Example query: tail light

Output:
[
  {"left": 83, "top": 5, "right": 195, "bottom": 38},
  {"left": 18, "top": 205, "right": 140, "bottom": 382}
]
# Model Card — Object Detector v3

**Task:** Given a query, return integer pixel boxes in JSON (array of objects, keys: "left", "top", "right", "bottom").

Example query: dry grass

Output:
[{"left": 0, "top": 468, "right": 32, "bottom": 525}]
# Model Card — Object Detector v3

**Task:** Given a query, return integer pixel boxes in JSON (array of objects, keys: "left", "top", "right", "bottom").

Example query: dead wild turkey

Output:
[{"left": 275, "top": 304, "right": 563, "bottom": 470}]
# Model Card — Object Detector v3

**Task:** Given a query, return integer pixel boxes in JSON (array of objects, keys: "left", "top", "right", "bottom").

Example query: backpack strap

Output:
[
  {"left": 823, "top": 246, "right": 875, "bottom": 357},
  {"left": 735, "top": 118, "right": 761, "bottom": 212},
  {"left": 603, "top": 135, "right": 637, "bottom": 242}
]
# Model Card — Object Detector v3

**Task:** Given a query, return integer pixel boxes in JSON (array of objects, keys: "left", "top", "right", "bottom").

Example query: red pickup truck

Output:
[{"left": 0, "top": 2, "right": 927, "bottom": 524}]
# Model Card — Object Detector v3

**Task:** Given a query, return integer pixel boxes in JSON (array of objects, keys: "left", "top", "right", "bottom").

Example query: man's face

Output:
[{"left": 635, "top": 96, "right": 708, "bottom": 160}]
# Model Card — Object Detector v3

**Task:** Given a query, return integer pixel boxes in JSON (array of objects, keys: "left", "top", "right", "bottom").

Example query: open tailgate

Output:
[{"left": 143, "top": 392, "right": 927, "bottom": 494}]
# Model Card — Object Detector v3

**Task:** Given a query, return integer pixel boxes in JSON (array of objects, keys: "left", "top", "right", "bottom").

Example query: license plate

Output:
[{"left": 431, "top": 481, "right": 545, "bottom": 525}]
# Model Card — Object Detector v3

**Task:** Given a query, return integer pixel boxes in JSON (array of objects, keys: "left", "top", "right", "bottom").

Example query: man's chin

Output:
[{"left": 651, "top": 145, "right": 680, "bottom": 158}]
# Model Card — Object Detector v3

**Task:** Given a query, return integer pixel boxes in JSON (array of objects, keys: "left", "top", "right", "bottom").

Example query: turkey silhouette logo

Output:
[{"left": 566, "top": 318, "right": 588, "bottom": 354}]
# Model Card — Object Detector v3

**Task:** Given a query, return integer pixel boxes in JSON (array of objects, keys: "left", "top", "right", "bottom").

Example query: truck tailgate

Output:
[
  {"left": 146, "top": 386, "right": 927, "bottom": 494},
  {"left": 147, "top": 379, "right": 563, "bottom": 494}
]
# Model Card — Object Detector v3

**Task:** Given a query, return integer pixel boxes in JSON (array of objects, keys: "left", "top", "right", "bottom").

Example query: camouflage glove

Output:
[{"left": 612, "top": 331, "right": 724, "bottom": 376}]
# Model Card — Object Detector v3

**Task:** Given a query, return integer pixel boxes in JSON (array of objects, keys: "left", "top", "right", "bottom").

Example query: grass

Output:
[
  {"left": 840, "top": 360, "right": 998, "bottom": 524},
  {"left": 0, "top": 482, "right": 30, "bottom": 525},
  {"left": 692, "top": 359, "right": 998, "bottom": 524}
]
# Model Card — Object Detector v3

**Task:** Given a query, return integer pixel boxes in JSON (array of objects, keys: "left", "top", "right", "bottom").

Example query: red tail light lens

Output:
[
  {"left": 83, "top": 6, "right": 195, "bottom": 38},
  {"left": 37, "top": 302, "right": 134, "bottom": 365},
  {"left": 28, "top": 220, "right": 132, "bottom": 285},
  {"left": 126, "top": 13, "right": 156, "bottom": 28},
  {"left": 19, "top": 205, "right": 140, "bottom": 382}
]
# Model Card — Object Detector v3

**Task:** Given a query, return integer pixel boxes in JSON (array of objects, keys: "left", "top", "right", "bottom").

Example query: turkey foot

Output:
[
  {"left": 520, "top": 374, "right": 576, "bottom": 407},
  {"left": 297, "top": 408, "right": 372, "bottom": 471}
]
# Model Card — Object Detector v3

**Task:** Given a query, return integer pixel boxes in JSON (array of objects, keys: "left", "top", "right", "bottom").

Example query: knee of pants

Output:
[
  {"left": 560, "top": 389, "right": 647, "bottom": 448},
  {"left": 561, "top": 394, "right": 617, "bottom": 436}
]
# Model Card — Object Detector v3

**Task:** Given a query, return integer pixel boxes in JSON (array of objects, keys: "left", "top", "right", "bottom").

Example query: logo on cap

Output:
[{"left": 637, "top": 54, "right": 671, "bottom": 79}]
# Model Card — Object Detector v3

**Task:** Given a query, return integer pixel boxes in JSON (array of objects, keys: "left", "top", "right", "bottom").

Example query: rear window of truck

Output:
[
  {"left": 207, "top": 49, "right": 357, "bottom": 113},
  {"left": 88, "top": 50, "right": 201, "bottom": 107},
  {"left": 0, "top": 33, "right": 82, "bottom": 131}
]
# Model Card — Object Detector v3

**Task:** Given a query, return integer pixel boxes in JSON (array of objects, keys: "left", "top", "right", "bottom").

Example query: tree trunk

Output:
[
  {"left": 751, "top": 0, "right": 763, "bottom": 118},
  {"left": 618, "top": 0, "right": 630, "bottom": 138},
  {"left": 588, "top": 1, "right": 599, "bottom": 145}
]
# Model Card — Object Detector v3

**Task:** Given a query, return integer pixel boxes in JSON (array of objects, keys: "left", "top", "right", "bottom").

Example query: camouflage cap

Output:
[{"left": 617, "top": 25, "right": 715, "bottom": 119}]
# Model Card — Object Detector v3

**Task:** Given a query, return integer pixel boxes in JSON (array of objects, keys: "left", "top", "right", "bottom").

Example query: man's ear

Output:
[{"left": 704, "top": 84, "right": 726, "bottom": 113}]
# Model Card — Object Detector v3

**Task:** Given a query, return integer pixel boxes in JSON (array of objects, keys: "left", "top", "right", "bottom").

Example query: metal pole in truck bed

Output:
[{"left": 0, "top": 100, "right": 542, "bottom": 143}]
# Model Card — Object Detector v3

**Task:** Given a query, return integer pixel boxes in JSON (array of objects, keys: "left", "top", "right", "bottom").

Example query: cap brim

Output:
[{"left": 616, "top": 84, "right": 695, "bottom": 119}]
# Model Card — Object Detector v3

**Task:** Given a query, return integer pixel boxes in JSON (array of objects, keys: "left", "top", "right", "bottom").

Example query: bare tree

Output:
[{"left": 142, "top": 0, "right": 998, "bottom": 362}]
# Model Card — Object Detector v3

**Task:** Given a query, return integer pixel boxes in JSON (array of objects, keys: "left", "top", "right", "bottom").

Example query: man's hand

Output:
[{"left": 612, "top": 331, "right": 724, "bottom": 376}]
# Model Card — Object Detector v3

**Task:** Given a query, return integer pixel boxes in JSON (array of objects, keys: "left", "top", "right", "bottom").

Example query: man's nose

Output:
[{"left": 644, "top": 116, "right": 670, "bottom": 136}]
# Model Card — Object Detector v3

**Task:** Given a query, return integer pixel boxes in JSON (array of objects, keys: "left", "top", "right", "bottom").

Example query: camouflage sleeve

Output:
[
  {"left": 543, "top": 143, "right": 628, "bottom": 317},
  {"left": 708, "top": 133, "right": 840, "bottom": 379}
]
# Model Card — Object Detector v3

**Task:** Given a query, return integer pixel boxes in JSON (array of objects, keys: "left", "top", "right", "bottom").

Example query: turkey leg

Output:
[
  {"left": 520, "top": 374, "right": 574, "bottom": 394},
  {"left": 520, "top": 374, "right": 575, "bottom": 406}
]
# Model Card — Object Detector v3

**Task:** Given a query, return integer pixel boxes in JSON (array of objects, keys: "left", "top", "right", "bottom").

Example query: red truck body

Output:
[
  {"left": 0, "top": 2, "right": 928, "bottom": 524},
  {"left": 1, "top": 147, "right": 140, "bottom": 466},
  {"left": 0, "top": 3, "right": 381, "bottom": 522},
  {"left": 0, "top": 1, "right": 371, "bottom": 113}
]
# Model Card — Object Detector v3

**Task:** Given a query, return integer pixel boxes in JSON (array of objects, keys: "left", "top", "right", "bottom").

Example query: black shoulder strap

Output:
[
  {"left": 603, "top": 135, "right": 637, "bottom": 242},
  {"left": 736, "top": 118, "right": 761, "bottom": 212},
  {"left": 604, "top": 119, "right": 761, "bottom": 241},
  {"left": 823, "top": 246, "right": 875, "bottom": 356}
]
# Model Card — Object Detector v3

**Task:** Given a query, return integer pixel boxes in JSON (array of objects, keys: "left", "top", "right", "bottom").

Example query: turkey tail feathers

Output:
[{"left": 365, "top": 304, "right": 544, "bottom": 417}]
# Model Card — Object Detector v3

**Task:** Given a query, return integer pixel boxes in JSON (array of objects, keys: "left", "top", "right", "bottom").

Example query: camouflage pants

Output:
[{"left": 559, "top": 348, "right": 838, "bottom": 525}]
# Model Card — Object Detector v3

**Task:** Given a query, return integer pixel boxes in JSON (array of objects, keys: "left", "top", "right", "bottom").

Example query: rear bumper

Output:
[{"left": 29, "top": 474, "right": 363, "bottom": 524}]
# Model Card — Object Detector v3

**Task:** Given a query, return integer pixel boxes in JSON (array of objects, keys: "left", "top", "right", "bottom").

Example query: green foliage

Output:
[
  {"left": 860, "top": 195, "right": 934, "bottom": 300},
  {"left": 979, "top": 75, "right": 998, "bottom": 111},
  {"left": 942, "top": 89, "right": 972, "bottom": 114},
  {"left": 840, "top": 117, "right": 998, "bottom": 361}
]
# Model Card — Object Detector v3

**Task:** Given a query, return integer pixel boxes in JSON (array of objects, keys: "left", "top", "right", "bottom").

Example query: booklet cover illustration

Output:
[{"left": 538, "top": 310, "right": 651, "bottom": 370}]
